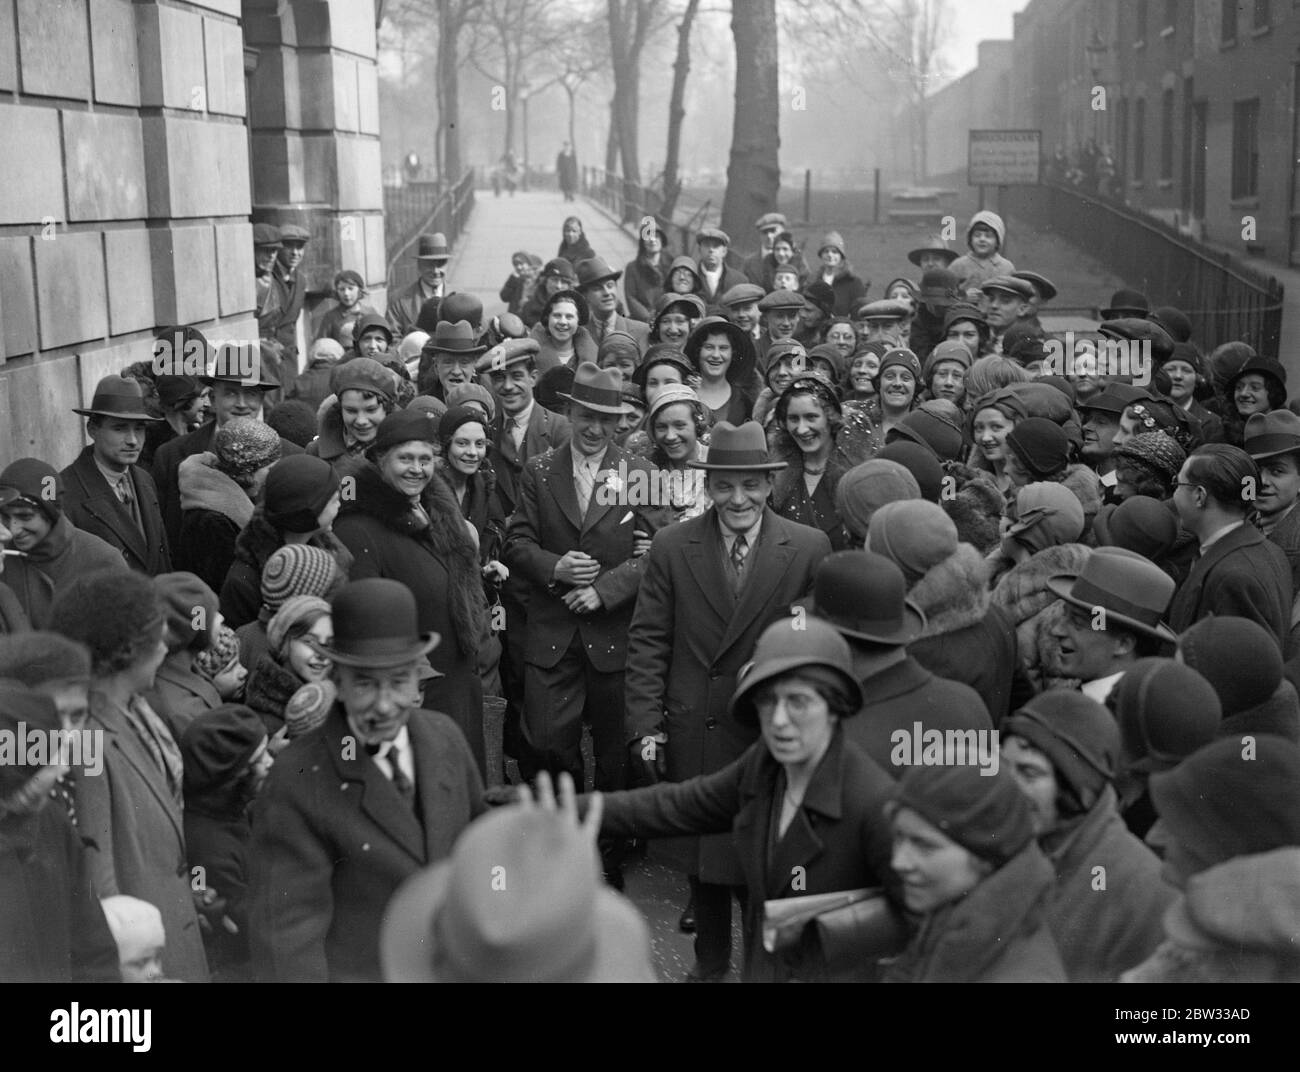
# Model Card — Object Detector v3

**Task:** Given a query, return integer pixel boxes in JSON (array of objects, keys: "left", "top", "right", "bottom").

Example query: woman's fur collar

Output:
[
  {"left": 910, "top": 543, "right": 991, "bottom": 638},
  {"left": 178, "top": 451, "right": 253, "bottom": 528},
  {"left": 990, "top": 543, "right": 1091, "bottom": 623}
]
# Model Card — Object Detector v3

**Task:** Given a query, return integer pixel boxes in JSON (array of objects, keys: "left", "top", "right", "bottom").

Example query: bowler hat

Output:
[
  {"left": 416, "top": 233, "right": 450, "bottom": 261},
  {"left": 1011, "top": 271, "right": 1057, "bottom": 302},
  {"left": 1046, "top": 546, "right": 1177, "bottom": 642},
  {"left": 687, "top": 420, "right": 786, "bottom": 472},
  {"left": 1100, "top": 288, "right": 1150, "bottom": 320},
  {"left": 199, "top": 349, "right": 280, "bottom": 390},
  {"left": 557, "top": 362, "right": 630, "bottom": 416},
  {"left": 907, "top": 235, "right": 959, "bottom": 268},
  {"left": 802, "top": 550, "right": 926, "bottom": 645},
  {"left": 719, "top": 283, "right": 765, "bottom": 308},
  {"left": 1245, "top": 409, "right": 1300, "bottom": 460},
  {"left": 574, "top": 256, "right": 622, "bottom": 289},
  {"left": 695, "top": 226, "right": 730, "bottom": 247},
  {"left": 73, "top": 375, "right": 162, "bottom": 421},
  {"left": 426, "top": 319, "right": 488, "bottom": 355},
  {"left": 381, "top": 807, "right": 655, "bottom": 983},
  {"left": 477, "top": 337, "right": 541, "bottom": 374},
  {"left": 320, "top": 578, "right": 439, "bottom": 668},
  {"left": 252, "top": 223, "right": 282, "bottom": 248},
  {"left": 728, "top": 616, "right": 863, "bottom": 727}
]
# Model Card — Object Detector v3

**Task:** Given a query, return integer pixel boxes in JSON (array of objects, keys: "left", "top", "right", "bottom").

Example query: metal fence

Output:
[
  {"left": 579, "top": 166, "right": 712, "bottom": 258},
  {"left": 1001, "top": 181, "right": 1284, "bottom": 357},
  {"left": 384, "top": 169, "right": 476, "bottom": 292}
]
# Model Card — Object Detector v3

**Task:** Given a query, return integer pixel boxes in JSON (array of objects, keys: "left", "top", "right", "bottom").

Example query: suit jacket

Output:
[
  {"left": 588, "top": 313, "right": 650, "bottom": 352},
  {"left": 596, "top": 729, "right": 897, "bottom": 981},
  {"left": 77, "top": 696, "right": 209, "bottom": 982},
  {"left": 152, "top": 421, "right": 303, "bottom": 552},
  {"left": 624, "top": 508, "right": 831, "bottom": 881},
  {"left": 60, "top": 447, "right": 171, "bottom": 575},
  {"left": 248, "top": 705, "right": 485, "bottom": 982},
  {"left": 502, "top": 443, "right": 671, "bottom": 672},
  {"left": 1169, "top": 522, "right": 1291, "bottom": 648},
  {"left": 387, "top": 277, "right": 437, "bottom": 339},
  {"left": 490, "top": 404, "right": 572, "bottom": 521}
]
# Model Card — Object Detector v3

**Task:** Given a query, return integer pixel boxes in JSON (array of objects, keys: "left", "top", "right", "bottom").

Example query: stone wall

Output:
[{"left": 0, "top": 0, "right": 383, "bottom": 469}]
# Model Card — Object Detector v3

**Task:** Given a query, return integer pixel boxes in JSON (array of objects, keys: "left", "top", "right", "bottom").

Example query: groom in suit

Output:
[
  {"left": 624, "top": 420, "right": 831, "bottom": 981},
  {"left": 247, "top": 579, "right": 485, "bottom": 982}
]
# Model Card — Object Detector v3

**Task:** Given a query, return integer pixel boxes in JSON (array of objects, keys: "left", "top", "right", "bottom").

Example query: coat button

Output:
[
  {"left": 705, "top": 718, "right": 717, "bottom": 730},
  {"left": 361, "top": 843, "right": 371, "bottom": 852},
  {"left": 709, "top": 670, "right": 721, "bottom": 680}
]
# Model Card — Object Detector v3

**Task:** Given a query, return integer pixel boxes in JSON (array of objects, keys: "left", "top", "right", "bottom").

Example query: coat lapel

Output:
[
  {"left": 408, "top": 713, "right": 459, "bottom": 860},
  {"left": 766, "top": 733, "right": 845, "bottom": 898},
  {"left": 71, "top": 453, "right": 149, "bottom": 566},
  {"left": 718, "top": 512, "right": 797, "bottom": 657},
  {"left": 546, "top": 444, "right": 584, "bottom": 532},
  {"left": 581, "top": 447, "right": 622, "bottom": 534},
  {"left": 684, "top": 513, "right": 737, "bottom": 624},
  {"left": 93, "top": 704, "right": 184, "bottom": 847}
]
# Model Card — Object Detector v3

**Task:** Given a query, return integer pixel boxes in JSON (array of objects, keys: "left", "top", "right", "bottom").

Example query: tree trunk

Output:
[
  {"left": 437, "top": 5, "right": 463, "bottom": 183},
  {"left": 721, "top": 0, "right": 780, "bottom": 245},
  {"left": 565, "top": 83, "right": 577, "bottom": 148},
  {"left": 660, "top": 0, "right": 700, "bottom": 225},
  {"left": 605, "top": 104, "right": 619, "bottom": 174},
  {"left": 607, "top": 0, "right": 643, "bottom": 185}
]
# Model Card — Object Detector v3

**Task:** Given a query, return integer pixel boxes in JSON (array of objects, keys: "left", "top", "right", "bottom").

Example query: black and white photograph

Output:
[{"left": 0, "top": 0, "right": 1296, "bottom": 1036}]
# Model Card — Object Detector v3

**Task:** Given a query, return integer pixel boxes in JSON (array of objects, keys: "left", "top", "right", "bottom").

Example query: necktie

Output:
[
  {"left": 385, "top": 741, "right": 416, "bottom": 807},
  {"left": 119, "top": 475, "right": 143, "bottom": 534},
  {"left": 575, "top": 458, "right": 596, "bottom": 514},
  {"left": 730, "top": 533, "right": 749, "bottom": 588},
  {"left": 508, "top": 415, "right": 524, "bottom": 453}
]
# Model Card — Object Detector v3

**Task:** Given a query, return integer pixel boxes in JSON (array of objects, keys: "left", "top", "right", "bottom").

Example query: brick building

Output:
[{"left": 0, "top": 0, "right": 384, "bottom": 467}]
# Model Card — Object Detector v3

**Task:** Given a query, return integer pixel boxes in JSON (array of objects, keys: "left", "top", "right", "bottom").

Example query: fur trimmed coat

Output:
[
  {"left": 333, "top": 457, "right": 488, "bottom": 776},
  {"left": 905, "top": 543, "right": 1031, "bottom": 724},
  {"left": 990, "top": 543, "right": 1092, "bottom": 692}
]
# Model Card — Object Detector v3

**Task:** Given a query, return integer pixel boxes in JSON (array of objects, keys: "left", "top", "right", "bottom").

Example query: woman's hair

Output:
[
  {"left": 284, "top": 606, "right": 331, "bottom": 647},
  {"left": 964, "top": 355, "right": 1028, "bottom": 402},
  {"left": 785, "top": 668, "right": 857, "bottom": 720},
  {"left": 562, "top": 215, "right": 584, "bottom": 236},
  {"left": 648, "top": 399, "right": 711, "bottom": 468},
  {"left": 49, "top": 570, "right": 165, "bottom": 679},
  {"left": 333, "top": 269, "right": 365, "bottom": 293},
  {"left": 339, "top": 389, "right": 396, "bottom": 415},
  {"left": 1184, "top": 443, "right": 1260, "bottom": 514},
  {"left": 772, "top": 378, "right": 844, "bottom": 454}
]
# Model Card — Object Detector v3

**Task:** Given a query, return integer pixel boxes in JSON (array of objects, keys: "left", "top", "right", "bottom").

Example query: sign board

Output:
[{"left": 968, "top": 129, "right": 1042, "bottom": 186}]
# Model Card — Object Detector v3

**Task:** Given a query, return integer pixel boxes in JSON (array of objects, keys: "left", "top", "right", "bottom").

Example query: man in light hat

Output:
[
  {"left": 389, "top": 233, "right": 451, "bottom": 338},
  {"left": 695, "top": 227, "right": 746, "bottom": 305},
  {"left": 1046, "top": 546, "right": 1178, "bottom": 703},
  {"left": 60, "top": 375, "right": 171, "bottom": 575},
  {"left": 719, "top": 282, "right": 765, "bottom": 340},
  {"left": 624, "top": 419, "right": 831, "bottom": 981},
  {"left": 247, "top": 577, "right": 485, "bottom": 982},
  {"left": 502, "top": 363, "right": 672, "bottom": 886},
  {"left": 263, "top": 222, "right": 311, "bottom": 364},
  {"left": 576, "top": 256, "right": 650, "bottom": 350},
  {"left": 742, "top": 211, "right": 788, "bottom": 285}
]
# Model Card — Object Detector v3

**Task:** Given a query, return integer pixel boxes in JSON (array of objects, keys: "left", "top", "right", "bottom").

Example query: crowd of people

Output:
[{"left": 3, "top": 203, "right": 1300, "bottom": 986}]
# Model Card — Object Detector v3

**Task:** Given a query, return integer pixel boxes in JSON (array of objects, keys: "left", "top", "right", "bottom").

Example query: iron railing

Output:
[
  {"left": 579, "top": 166, "right": 710, "bottom": 257},
  {"left": 1001, "top": 181, "right": 1284, "bottom": 357},
  {"left": 384, "top": 169, "right": 476, "bottom": 292}
]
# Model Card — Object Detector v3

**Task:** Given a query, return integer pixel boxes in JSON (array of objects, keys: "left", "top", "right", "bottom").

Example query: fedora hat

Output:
[
  {"left": 199, "top": 346, "right": 281, "bottom": 391},
  {"left": 907, "top": 235, "right": 959, "bottom": 268},
  {"left": 381, "top": 808, "right": 655, "bottom": 983},
  {"left": 426, "top": 319, "right": 487, "bottom": 356},
  {"left": 1011, "top": 271, "right": 1057, "bottom": 303},
  {"left": 1245, "top": 409, "right": 1300, "bottom": 460},
  {"left": 728, "top": 616, "right": 864, "bottom": 727},
  {"left": 1100, "top": 288, "right": 1150, "bottom": 320},
  {"left": 574, "top": 256, "right": 622, "bottom": 289},
  {"left": 416, "top": 233, "right": 450, "bottom": 261},
  {"left": 688, "top": 420, "right": 786, "bottom": 472},
  {"left": 318, "top": 578, "right": 439, "bottom": 669},
  {"left": 73, "top": 375, "right": 162, "bottom": 421},
  {"left": 1046, "top": 546, "right": 1177, "bottom": 642},
  {"left": 557, "top": 362, "right": 629, "bottom": 415},
  {"left": 800, "top": 550, "right": 926, "bottom": 646}
]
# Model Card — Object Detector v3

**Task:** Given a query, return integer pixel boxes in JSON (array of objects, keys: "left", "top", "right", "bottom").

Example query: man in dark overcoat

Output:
[
  {"left": 624, "top": 420, "right": 831, "bottom": 981},
  {"left": 247, "top": 579, "right": 484, "bottom": 982}
]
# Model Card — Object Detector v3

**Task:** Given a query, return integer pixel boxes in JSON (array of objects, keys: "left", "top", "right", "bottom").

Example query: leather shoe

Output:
[{"left": 678, "top": 897, "right": 696, "bottom": 934}]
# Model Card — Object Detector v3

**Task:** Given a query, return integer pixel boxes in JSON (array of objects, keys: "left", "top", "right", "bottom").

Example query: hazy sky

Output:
[{"left": 941, "top": 0, "right": 1027, "bottom": 80}]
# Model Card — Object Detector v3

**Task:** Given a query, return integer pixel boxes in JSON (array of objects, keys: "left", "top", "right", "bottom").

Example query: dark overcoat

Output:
[
  {"left": 1168, "top": 522, "right": 1291, "bottom": 648},
  {"left": 60, "top": 446, "right": 171, "bottom": 575}
]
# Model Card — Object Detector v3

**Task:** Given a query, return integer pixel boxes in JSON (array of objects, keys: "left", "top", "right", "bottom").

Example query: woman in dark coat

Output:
[
  {"left": 333, "top": 409, "right": 489, "bottom": 777},
  {"left": 587, "top": 617, "right": 897, "bottom": 982},
  {"left": 623, "top": 219, "right": 671, "bottom": 322},
  {"left": 557, "top": 215, "right": 596, "bottom": 266},
  {"left": 810, "top": 231, "right": 868, "bottom": 316}
]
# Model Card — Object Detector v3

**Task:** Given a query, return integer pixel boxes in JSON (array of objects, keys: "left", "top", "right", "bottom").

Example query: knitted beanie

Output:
[
  {"left": 213, "top": 417, "right": 281, "bottom": 481},
  {"left": 890, "top": 763, "right": 1035, "bottom": 866},
  {"left": 264, "top": 455, "right": 340, "bottom": 534},
  {"left": 194, "top": 624, "right": 241, "bottom": 681},
  {"left": 866, "top": 500, "right": 959, "bottom": 587},
  {"left": 1006, "top": 482, "right": 1086, "bottom": 553},
  {"left": 1003, "top": 690, "right": 1119, "bottom": 814},
  {"left": 0, "top": 457, "right": 62, "bottom": 522},
  {"left": 1177, "top": 616, "right": 1282, "bottom": 716},
  {"left": 444, "top": 384, "right": 497, "bottom": 423},
  {"left": 180, "top": 703, "right": 267, "bottom": 798},
  {"left": 1151, "top": 734, "right": 1300, "bottom": 870},
  {"left": 285, "top": 680, "right": 338, "bottom": 738},
  {"left": 267, "top": 595, "right": 332, "bottom": 659},
  {"left": 833, "top": 460, "right": 921, "bottom": 540},
  {"left": 875, "top": 442, "right": 944, "bottom": 503},
  {"left": 153, "top": 571, "right": 220, "bottom": 653},
  {"left": 1005, "top": 417, "right": 1070, "bottom": 478},
  {"left": 265, "top": 400, "right": 319, "bottom": 449},
  {"left": 260, "top": 545, "right": 342, "bottom": 614},
  {"left": 922, "top": 340, "right": 974, "bottom": 384},
  {"left": 1113, "top": 658, "right": 1222, "bottom": 774},
  {"left": 1091, "top": 496, "right": 1179, "bottom": 561},
  {"left": 0, "top": 631, "right": 92, "bottom": 687},
  {"left": 1114, "top": 431, "right": 1186, "bottom": 482}
]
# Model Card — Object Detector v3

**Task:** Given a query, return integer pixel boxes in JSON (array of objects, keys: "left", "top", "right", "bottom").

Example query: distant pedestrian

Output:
[{"left": 556, "top": 142, "right": 578, "bottom": 201}]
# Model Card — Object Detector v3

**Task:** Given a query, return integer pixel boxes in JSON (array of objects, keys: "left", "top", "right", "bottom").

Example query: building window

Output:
[
  {"left": 1222, "top": 0, "right": 1238, "bottom": 42},
  {"left": 1161, "top": 89, "right": 1175, "bottom": 180},
  {"left": 1134, "top": 98, "right": 1146, "bottom": 181},
  {"left": 1255, "top": 0, "right": 1270, "bottom": 30},
  {"left": 1136, "top": 0, "right": 1149, "bottom": 43},
  {"left": 1231, "top": 97, "right": 1260, "bottom": 198}
]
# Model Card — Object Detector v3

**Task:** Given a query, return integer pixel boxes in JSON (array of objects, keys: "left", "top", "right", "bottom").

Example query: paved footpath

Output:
[{"left": 445, "top": 189, "right": 638, "bottom": 319}]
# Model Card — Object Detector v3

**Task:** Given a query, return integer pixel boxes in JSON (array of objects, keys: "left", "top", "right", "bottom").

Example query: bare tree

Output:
[
  {"left": 606, "top": 0, "right": 657, "bottom": 184},
  {"left": 720, "top": 0, "right": 780, "bottom": 242},
  {"left": 660, "top": 0, "right": 701, "bottom": 222},
  {"left": 866, "top": 0, "right": 951, "bottom": 182}
]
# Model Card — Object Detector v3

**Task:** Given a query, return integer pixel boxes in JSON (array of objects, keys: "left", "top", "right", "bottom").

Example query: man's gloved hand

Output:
[{"left": 628, "top": 733, "right": 668, "bottom": 788}]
